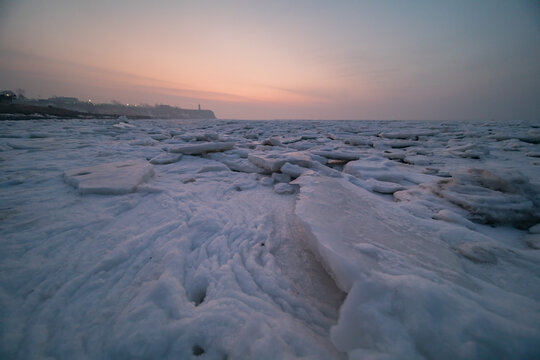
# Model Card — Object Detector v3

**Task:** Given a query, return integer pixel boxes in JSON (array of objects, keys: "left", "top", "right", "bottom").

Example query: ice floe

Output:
[{"left": 64, "top": 160, "right": 154, "bottom": 194}]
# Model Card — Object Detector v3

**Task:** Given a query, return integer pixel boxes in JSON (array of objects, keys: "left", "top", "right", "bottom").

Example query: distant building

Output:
[
  {"left": 198, "top": 104, "right": 201, "bottom": 110},
  {"left": 0, "top": 90, "right": 17, "bottom": 104}
]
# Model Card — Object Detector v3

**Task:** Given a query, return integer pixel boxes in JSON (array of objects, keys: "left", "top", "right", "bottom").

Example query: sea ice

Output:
[
  {"left": 281, "top": 162, "right": 309, "bottom": 178},
  {"left": 248, "top": 152, "right": 311, "bottom": 173},
  {"left": 312, "top": 150, "right": 360, "bottom": 161},
  {"left": 206, "top": 152, "right": 264, "bottom": 173},
  {"left": 168, "top": 141, "right": 235, "bottom": 154},
  {"left": 524, "top": 234, "right": 540, "bottom": 249},
  {"left": 274, "top": 182, "right": 297, "bottom": 194},
  {"left": 294, "top": 174, "right": 540, "bottom": 359},
  {"left": 64, "top": 160, "right": 154, "bottom": 195},
  {"left": 431, "top": 168, "right": 540, "bottom": 227},
  {"left": 149, "top": 152, "right": 182, "bottom": 165},
  {"left": 2, "top": 118, "right": 540, "bottom": 360},
  {"left": 271, "top": 172, "right": 291, "bottom": 183}
]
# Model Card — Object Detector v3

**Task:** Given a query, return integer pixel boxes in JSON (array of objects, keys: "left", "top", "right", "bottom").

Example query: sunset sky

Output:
[{"left": 1, "top": 0, "right": 539, "bottom": 120}]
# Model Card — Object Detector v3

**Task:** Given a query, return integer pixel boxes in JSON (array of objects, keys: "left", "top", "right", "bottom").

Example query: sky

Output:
[{"left": 1, "top": 0, "right": 539, "bottom": 120}]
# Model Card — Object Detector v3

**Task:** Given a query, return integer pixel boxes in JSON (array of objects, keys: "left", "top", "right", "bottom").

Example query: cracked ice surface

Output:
[{"left": 1, "top": 118, "right": 540, "bottom": 359}]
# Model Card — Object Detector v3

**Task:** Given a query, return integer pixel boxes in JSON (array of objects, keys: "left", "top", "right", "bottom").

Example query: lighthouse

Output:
[{"left": 198, "top": 104, "right": 201, "bottom": 111}]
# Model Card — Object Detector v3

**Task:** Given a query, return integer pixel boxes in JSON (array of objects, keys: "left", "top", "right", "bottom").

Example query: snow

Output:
[{"left": 1, "top": 118, "right": 540, "bottom": 359}]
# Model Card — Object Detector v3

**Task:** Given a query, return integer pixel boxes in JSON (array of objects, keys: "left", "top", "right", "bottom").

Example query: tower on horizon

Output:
[{"left": 198, "top": 104, "right": 201, "bottom": 110}]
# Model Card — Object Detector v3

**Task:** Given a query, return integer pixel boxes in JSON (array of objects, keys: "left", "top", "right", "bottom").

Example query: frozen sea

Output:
[{"left": 1, "top": 118, "right": 539, "bottom": 360}]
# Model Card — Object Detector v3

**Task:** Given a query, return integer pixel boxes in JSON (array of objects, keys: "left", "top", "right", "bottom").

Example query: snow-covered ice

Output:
[{"left": 1, "top": 118, "right": 540, "bottom": 359}]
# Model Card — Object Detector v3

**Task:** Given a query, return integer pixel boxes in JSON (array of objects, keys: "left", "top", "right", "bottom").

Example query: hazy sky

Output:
[{"left": 1, "top": 0, "right": 539, "bottom": 120}]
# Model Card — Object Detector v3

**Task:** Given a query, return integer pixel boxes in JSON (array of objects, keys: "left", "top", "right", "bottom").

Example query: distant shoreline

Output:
[
  {"left": 0, "top": 104, "right": 104, "bottom": 120},
  {"left": 0, "top": 103, "right": 216, "bottom": 121}
]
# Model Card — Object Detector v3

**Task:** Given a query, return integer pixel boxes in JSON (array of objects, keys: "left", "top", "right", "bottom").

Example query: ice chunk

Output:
[
  {"left": 248, "top": 152, "right": 312, "bottom": 173},
  {"left": 174, "top": 131, "right": 219, "bottom": 142},
  {"left": 271, "top": 173, "right": 291, "bottom": 183},
  {"left": 432, "top": 168, "right": 540, "bottom": 227},
  {"left": 294, "top": 175, "right": 462, "bottom": 292},
  {"left": 280, "top": 162, "right": 309, "bottom": 178},
  {"left": 149, "top": 152, "right": 182, "bottom": 165},
  {"left": 447, "top": 143, "right": 489, "bottom": 159},
  {"left": 150, "top": 134, "right": 170, "bottom": 141},
  {"left": 248, "top": 153, "right": 285, "bottom": 173},
  {"left": 258, "top": 176, "right": 274, "bottom": 186},
  {"left": 261, "top": 136, "right": 284, "bottom": 146},
  {"left": 529, "top": 223, "right": 540, "bottom": 234},
  {"left": 384, "top": 140, "right": 416, "bottom": 148},
  {"left": 310, "top": 162, "right": 343, "bottom": 178},
  {"left": 403, "top": 155, "right": 431, "bottom": 166},
  {"left": 312, "top": 150, "right": 359, "bottom": 161},
  {"left": 64, "top": 160, "right": 154, "bottom": 195},
  {"left": 524, "top": 234, "right": 540, "bottom": 249},
  {"left": 281, "top": 136, "right": 303, "bottom": 144},
  {"left": 309, "top": 153, "right": 328, "bottom": 165},
  {"left": 168, "top": 142, "right": 235, "bottom": 154},
  {"left": 130, "top": 139, "right": 158, "bottom": 146},
  {"left": 343, "top": 137, "right": 372, "bottom": 146},
  {"left": 382, "top": 151, "right": 406, "bottom": 161},
  {"left": 112, "top": 121, "right": 135, "bottom": 129},
  {"left": 281, "top": 152, "right": 312, "bottom": 168},
  {"left": 366, "top": 178, "right": 406, "bottom": 194},
  {"left": 379, "top": 130, "right": 436, "bottom": 139},
  {"left": 206, "top": 152, "right": 264, "bottom": 173},
  {"left": 274, "top": 183, "right": 296, "bottom": 195},
  {"left": 344, "top": 158, "right": 434, "bottom": 186},
  {"left": 519, "top": 130, "right": 540, "bottom": 144}
]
